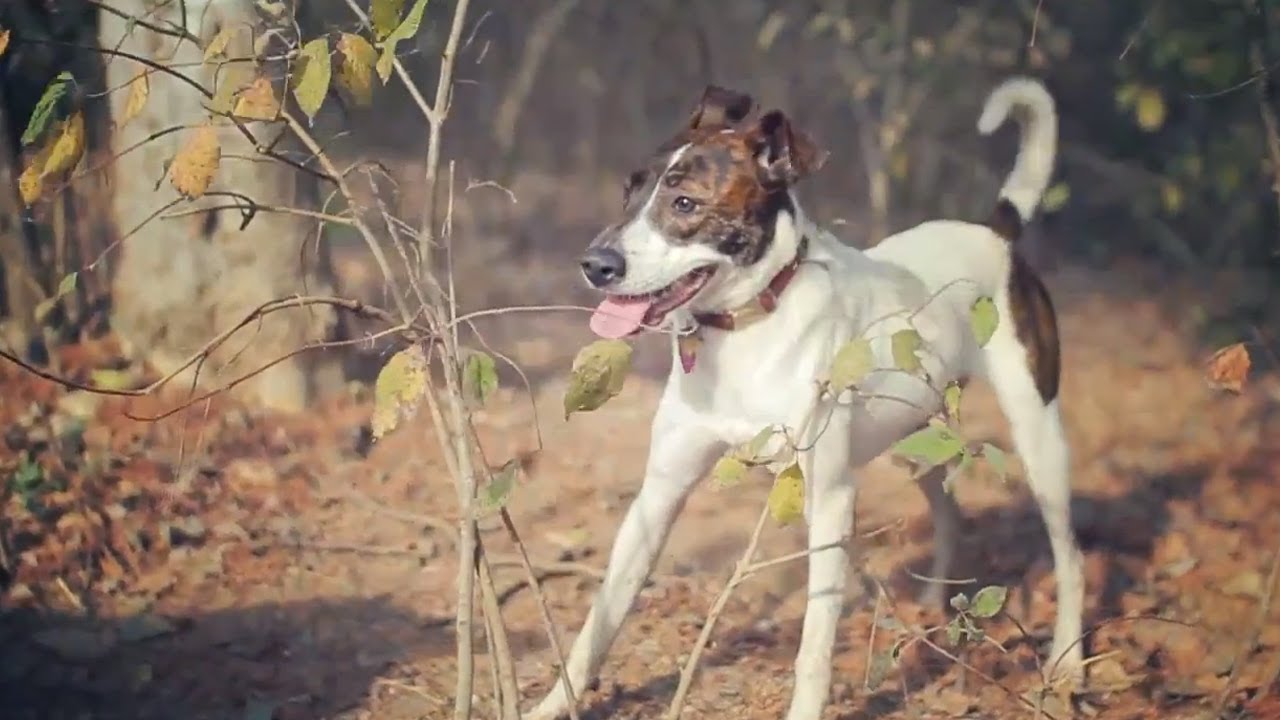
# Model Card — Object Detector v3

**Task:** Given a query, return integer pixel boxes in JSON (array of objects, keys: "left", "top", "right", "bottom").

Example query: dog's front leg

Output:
[
  {"left": 786, "top": 430, "right": 855, "bottom": 720},
  {"left": 527, "top": 402, "right": 721, "bottom": 720}
]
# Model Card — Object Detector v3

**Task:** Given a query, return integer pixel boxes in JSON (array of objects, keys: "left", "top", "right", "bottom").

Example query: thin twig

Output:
[{"left": 666, "top": 505, "right": 771, "bottom": 720}]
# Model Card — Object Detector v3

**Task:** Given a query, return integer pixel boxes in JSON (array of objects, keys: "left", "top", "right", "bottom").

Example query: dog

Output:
[{"left": 528, "top": 77, "right": 1086, "bottom": 720}]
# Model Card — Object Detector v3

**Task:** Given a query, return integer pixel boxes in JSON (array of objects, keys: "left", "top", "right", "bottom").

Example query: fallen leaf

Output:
[
  {"left": 0, "top": 28, "right": 10, "bottom": 58},
  {"left": 1205, "top": 343, "right": 1250, "bottom": 393}
]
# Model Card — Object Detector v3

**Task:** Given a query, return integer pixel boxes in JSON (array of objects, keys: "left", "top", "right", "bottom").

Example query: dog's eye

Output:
[{"left": 672, "top": 196, "right": 698, "bottom": 214}]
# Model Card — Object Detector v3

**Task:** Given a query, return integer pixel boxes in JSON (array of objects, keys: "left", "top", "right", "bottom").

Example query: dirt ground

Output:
[{"left": 3, "top": 262, "right": 1280, "bottom": 720}]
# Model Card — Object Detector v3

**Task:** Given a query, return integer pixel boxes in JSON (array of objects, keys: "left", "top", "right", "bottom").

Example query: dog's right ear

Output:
[{"left": 688, "top": 85, "right": 755, "bottom": 131}]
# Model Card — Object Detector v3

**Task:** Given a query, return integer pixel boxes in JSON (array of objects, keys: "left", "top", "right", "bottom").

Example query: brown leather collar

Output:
[
  {"left": 677, "top": 236, "right": 809, "bottom": 374},
  {"left": 693, "top": 235, "right": 809, "bottom": 332}
]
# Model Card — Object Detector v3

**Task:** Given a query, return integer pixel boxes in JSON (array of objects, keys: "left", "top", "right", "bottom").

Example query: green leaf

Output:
[
  {"left": 767, "top": 462, "right": 805, "bottom": 525},
  {"left": 370, "top": 0, "right": 407, "bottom": 40},
  {"left": 892, "top": 425, "right": 965, "bottom": 469},
  {"left": 11, "top": 456, "right": 44, "bottom": 493},
  {"left": 949, "top": 592, "right": 970, "bottom": 612},
  {"left": 890, "top": 329, "right": 923, "bottom": 374},
  {"left": 22, "top": 72, "right": 73, "bottom": 146},
  {"left": 90, "top": 368, "right": 135, "bottom": 391},
  {"left": 371, "top": 344, "right": 428, "bottom": 440},
  {"left": 946, "top": 450, "right": 974, "bottom": 494},
  {"left": 943, "top": 381, "right": 962, "bottom": 422},
  {"left": 981, "top": 442, "right": 1008, "bottom": 482},
  {"left": 461, "top": 351, "right": 498, "bottom": 407},
  {"left": 829, "top": 337, "right": 875, "bottom": 391},
  {"left": 376, "top": 0, "right": 430, "bottom": 83},
  {"left": 969, "top": 296, "right": 999, "bottom": 348},
  {"left": 865, "top": 649, "right": 892, "bottom": 691},
  {"left": 292, "top": 37, "right": 332, "bottom": 121},
  {"left": 711, "top": 455, "right": 749, "bottom": 489},
  {"left": 563, "top": 339, "right": 632, "bottom": 419},
  {"left": 945, "top": 617, "right": 964, "bottom": 647},
  {"left": 478, "top": 459, "right": 519, "bottom": 513},
  {"left": 969, "top": 585, "right": 1008, "bottom": 619},
  {"left": 34, "top": 271, "right": 79, "bottom": 322},
  {"left": 742, "top": 425, "right": 777, "bottom": 462}
]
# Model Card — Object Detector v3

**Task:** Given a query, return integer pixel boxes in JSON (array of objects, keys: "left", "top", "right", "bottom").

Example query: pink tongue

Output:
[{"left": 589, "top": 296, "right": 653, "bottom": 339}]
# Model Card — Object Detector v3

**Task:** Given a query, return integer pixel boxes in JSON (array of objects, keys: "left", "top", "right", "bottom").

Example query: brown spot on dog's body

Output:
[{"left": 989, "top": 199, "right": 1060, "bottom": 404}]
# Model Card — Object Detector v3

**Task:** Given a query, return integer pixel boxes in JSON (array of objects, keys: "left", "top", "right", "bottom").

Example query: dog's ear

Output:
[
  {"left": 688, "top": 85, "right": 755, "bottom": 131},
  {"left": 751, "top": 109, "right": 829, "bottom": 186}
]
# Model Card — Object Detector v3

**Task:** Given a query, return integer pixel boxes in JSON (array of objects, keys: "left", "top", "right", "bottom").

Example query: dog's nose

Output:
[{"left": 580, "top": 247, "right": 627, "bottom": 288}]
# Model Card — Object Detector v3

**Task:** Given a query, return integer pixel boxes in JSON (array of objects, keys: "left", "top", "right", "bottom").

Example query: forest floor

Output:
[{"left": 3, "top": 262, "right": 1280, "bottom": 720}]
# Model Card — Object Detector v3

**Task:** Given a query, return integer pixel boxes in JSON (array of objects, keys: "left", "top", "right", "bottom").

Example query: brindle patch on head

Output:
[{"left": 640, "top": 131, "right": 792, "bottom": 266}]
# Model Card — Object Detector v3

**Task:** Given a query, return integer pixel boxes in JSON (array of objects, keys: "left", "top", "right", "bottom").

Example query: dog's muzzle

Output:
[{"left": 580, "top": 246, "right": 627, "bottom": 288}]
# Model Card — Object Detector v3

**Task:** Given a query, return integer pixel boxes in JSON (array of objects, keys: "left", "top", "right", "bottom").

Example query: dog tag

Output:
[{"left": 677, "top": 333, "right": 702, "bottom": 374}]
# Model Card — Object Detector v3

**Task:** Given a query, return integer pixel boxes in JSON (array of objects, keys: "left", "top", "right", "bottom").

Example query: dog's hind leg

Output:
[
  {"left": 526, "top": 400, "right": 722, "bottom": 720},
  {"left": 980, "top": 301, "right": 1085, "bottom": 684},
  {"left": 914, "top": 462, "right": 965, "bottom": 608}
]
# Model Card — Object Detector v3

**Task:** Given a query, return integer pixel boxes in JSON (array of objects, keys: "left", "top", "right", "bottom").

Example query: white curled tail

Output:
[{"left": 977, "top": 77, "right": 1058, "bottom": 224}]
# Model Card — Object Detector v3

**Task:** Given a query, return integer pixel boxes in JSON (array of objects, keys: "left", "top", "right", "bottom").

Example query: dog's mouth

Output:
[{"left": 588, "top": 266, "right": 717, "bottom": 339}]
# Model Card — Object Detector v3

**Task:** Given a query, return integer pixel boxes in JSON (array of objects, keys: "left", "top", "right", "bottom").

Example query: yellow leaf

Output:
[
  {"left": 756, "top": 11, "right": 787, "bottom": 51},
  {"left": 18, "top": 138, "right": 55, "bottom": 206},
  {"left": 336, "top": 33, "right": 377, "bottom": 107},
  {"left": 1134, "top": 87, "right": 1166, "bottom": 132},
  {"left": 0, "top": 28, "right": 10, "bottom": 58},
  {"left": 203, "top": 27, "right": 233, "bottom": 62},
  {"left": 767, "top": 462, "right": 805, "bottom": 525},
  {"left": 291, "top": 37, "right": 332, "bottom": 121},
  {"left": 1042, "top": 181, "right": 1070, "bottom": 212},
  {"left": 370, "top": 0, "right": 407, "bottom": 41},
  {"left": 42, "top": 112, "right": 85, "bottom": 178},
  {"left": 90, "top": 368, "right": 135, "bottom": 391},
  {"left": 371, "top": 344, "right": 428, "bottom": 440},
  {"left": 122, "top": 69, "right": 150, "bottom": 126},
  {"left": 1160, "top": 181, "right": 1183, "bottom": 215},
  {"left": 944, "top": 382, "right": 962, "bottom": 422},
  {"left": 711, "top": 455, "right": 749, "bottom": 489},
  {"left": 232, "top": 76, "right": 280, "bottom": 121},
  {"left": 169, "top": 123, "right": 221, "bottom": 199},
  {"left": 563, "top": 339, "right": 632, "bottom": 419},
  {"left": 829, "top": 337, "right": 874, "bottom": 391},
  {"left": 891, "top": 329, "right": 923, "bottom": 374}
]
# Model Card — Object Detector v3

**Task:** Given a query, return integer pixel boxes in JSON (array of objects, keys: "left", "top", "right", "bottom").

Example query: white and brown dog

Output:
[{"left": 529, "top": 77, "right": 1085, "bottom": 719}]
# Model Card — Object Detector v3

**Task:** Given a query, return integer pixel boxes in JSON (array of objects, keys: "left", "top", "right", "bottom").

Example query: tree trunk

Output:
[{"left": 97, "top": 0, "right": 343, "bottom": 412}]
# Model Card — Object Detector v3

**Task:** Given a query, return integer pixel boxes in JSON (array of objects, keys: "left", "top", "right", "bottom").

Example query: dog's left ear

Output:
[
  {"left": 689, "top": 85, "right": 755, "bottom": 131},
  {"left": 751, "top": 110, "right": 829, "bottom": 186}
]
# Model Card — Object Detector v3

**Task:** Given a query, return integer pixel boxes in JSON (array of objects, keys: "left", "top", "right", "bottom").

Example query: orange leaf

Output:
[
  {"left": 1206, "top": 343, "right": 1251, "bottom": 393},
  {"left": 169, "top": 123, "right": 221, "bottom": 199}
]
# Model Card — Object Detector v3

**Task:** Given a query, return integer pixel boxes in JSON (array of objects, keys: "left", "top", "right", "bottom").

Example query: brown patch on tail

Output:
[{"left": 988, "top": 198, "right": 1061, "bottom": 404}]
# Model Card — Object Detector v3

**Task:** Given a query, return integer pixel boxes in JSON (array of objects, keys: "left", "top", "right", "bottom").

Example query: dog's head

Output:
[{"left": 582, "top": 85, "right": 829, "bottom": 339}]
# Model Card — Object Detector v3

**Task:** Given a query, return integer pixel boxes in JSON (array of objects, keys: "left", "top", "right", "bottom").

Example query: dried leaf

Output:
[
  {"left": 767, "top": 462, "right": 805, "bottom": 525},
  {"left": 122, "top": 69, "right": 150, "bottom": 126},
  {"left": 291, "top": 37, "right": 332, "bottom": 121},
  {"left": 969, "top": 585, "right": 1008, "bottom": 618},
  {"left": 969, "top": 296, "right": 999, "bottom": 347},
  {"left": 370, "top": 0, "right": 407, "bottom": 40},
  {"left": 18, "top": 149, "right": 48, "bottom": 206},
  {"left": 371, "top": 344, "right": 428, "bottom": 440},
  {"left": 336, "top": 32, "right": 377, "bottom": 106},
  {"left": 203, "top": 27, "right": 233, "bottom": 61},
  {"left": 829, "top": 337, "right": 874, "bottom": 391},
  {"left": 42, "top": 112, "right": 85, "bottom": 178},
  {"left": 563, "top": 339, "right": 632, "bottom": 419},
  {"left": 890, "top": 328, "right": 923, "bottom": 374},
  {"left": 0, "top": 28, "right": 10, "bottom": 58},
  {"left": 1206, "top": 343, "right": 1251, "bottom": 393},
  {"left": 232, "top": 76, "right": 280, "bottom": 121},
  {"left": 22, "top": 71, "right": 73, "bottom": 146},
  {"left": 169, "top": 123, "right": 221, "bottom": 199},
  {"left": 461, "top": 351, "right": 498, "bottom": 407},
  {"left": 376, "top": 0, "right": 430, "bottom": 83},
  {"left": 711, "top": 455, "right": 749, "bottom": 489}
]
